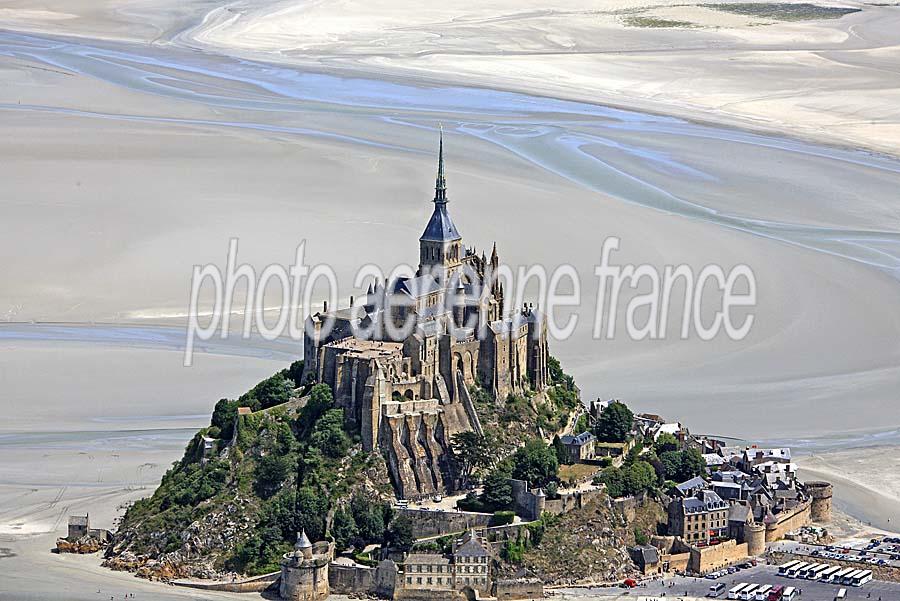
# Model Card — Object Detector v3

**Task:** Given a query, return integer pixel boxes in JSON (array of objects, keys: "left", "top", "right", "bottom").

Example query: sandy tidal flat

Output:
[{"left": 2, "top": 0, "right": 900, "bottom": 598}]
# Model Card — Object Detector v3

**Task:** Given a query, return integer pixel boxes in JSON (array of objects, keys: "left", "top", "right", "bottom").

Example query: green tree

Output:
[
  {"left": 310, "top": 409, "right": 350, "bottom": 458},
  {"left": 297, "top": 384, "right": 334, "bottom": 438},
  {"left": 654, "top": 432, "right": 679, "bottom": 454},
  {"left": 284, "top": 359, "right": 305, "bottom": 387},
  {"left": 679, "top": 447, "right": 705, "bottom": 480},
  {"left": 594, "top": 402, "right": 634, "bottom": 443},
  {"left": 210, "top": 398, "right": 239, "bottom": 441},
  {"left": 574, "top": 413, "right": 591, "bottom": 435},
  {"left": 384, "top": 515, "right": 415, "bottom": 552},
  {"left": 480, "top": 466, "right": 514, "bottom": 511},
  {"left": 331, "top": 506, "right": 359, "bottom": 551},
  {"left": 350, "top": 494, "right": 388, "bottom": 543},
  {"left": 660, "top": 448, "right": 705, "bottom": 481},
  {"left": 255, "top": 453, "right": 293, "bottom": 499},
  {"left": 239, "top": 372, "right": 293, "bottom": 411},
  {"left": 600, "top": 460, "right": 657, "bottom": 498},
  {"left": 552, "top": 434, "right": 568, "bottom": 466},
  {"left": 510, "top": 439, "right": 559, "bottom": 488},
  {"left": 296, "top": 486, "right": 328, "bottom": 541},
  {"left": 451, "top": 431, "right": 495, "bottom": 486}
]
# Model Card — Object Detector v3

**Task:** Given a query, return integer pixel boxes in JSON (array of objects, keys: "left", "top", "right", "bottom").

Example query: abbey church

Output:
[{"left": 301, "top": 132, "right": 550, "bottom": 499}]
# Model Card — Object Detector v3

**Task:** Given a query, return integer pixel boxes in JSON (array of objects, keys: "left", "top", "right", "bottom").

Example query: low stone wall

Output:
[
  {"left": 400, "top": 508, "right": 493, "bottom": 538},
  {"left": 395, "top": 587, "right": 466, "bottom": 600},
  {"left": 689, "top": 540, "right": 749, "bottom": 575},
  {"left": 495, "top": 578, "right": 543, "bottom": 600},
  {"left": 329, "top": 562, "right": 374, "bottom": 594},
  {"left": 768, "top": 550, "right": 900, "bottom": 583},
  {"left": 544, "top": 488, "right": 606, "bottom": 516},
  {"left": 663, "top": 552, "right": 690, "bottom": 573},
  {"left": 172, "top": 571, "right": 279, "bottom": 593}
]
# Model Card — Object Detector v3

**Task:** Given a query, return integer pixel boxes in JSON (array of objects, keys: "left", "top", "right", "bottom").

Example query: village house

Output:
[
  {"left": 667, "top": 489, "right": 729, "bottom": 545},
  {"left": 559, "top": 431, "right": 596, "bottom": 463},
  {"left": 400, "top": 529, "right": 492, "bottom": 596}
]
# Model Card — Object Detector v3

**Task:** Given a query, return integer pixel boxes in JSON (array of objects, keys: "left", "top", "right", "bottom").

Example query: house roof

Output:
[
  {"left": 634, "top": 544, "right": 659, "bottom": 565},
  {"left": 455, "top": 531, "right": 490, "bottom": 557},
  {"left": 405, "top": 553, "right": 451, "bottom": 566},
  {"left": 675, "top": 476, "right": 706, "bottom": 495},
  {"left": 728, "top": 504, "right": 752, "bottom": 523},
  {"left": 69, "top": 515, "right": 88, "bottom": 527},
  {"left": 561, "top": 431, "right": 596, "bottom": 446},
  {"left": 683, "top": 490, "right": 727, "bottom": 513},
  {"left": 393, "top": 275, "right": 442, "bottom": 299}
]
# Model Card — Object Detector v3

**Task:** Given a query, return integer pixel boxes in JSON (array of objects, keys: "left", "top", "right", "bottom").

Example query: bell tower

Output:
[{"left": 418, "top": 127, "right": 463, "bottom": 278}]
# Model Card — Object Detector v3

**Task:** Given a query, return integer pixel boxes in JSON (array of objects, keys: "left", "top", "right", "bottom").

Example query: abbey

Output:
[{"left": 301, "top": 132, "right": 550, "bottom": 499}]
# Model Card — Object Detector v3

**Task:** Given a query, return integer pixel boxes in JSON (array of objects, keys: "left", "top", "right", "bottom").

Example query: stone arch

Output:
[
  {"left": 404, "top": 389, "right": 415, "bottom": 400},
  {"left": 459, "top": 586, "right": 478, "bottom": 601},
  {"left": 463, "top": 350, "right": 473, "bottom": 381}
]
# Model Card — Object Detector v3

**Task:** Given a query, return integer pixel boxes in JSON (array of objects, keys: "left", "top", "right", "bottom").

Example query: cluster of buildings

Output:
[
  {"left": 279, "top": 527, "right": 535, "bottom": 601},
  {"left": 667, "top": 443, "right": 832, "bottom": 553},
  {"left": 300, "top": 132, "right": 550, "bottom": 500},
  {"left": 625, "top": 415, "right": 835, "bottom": 576}
]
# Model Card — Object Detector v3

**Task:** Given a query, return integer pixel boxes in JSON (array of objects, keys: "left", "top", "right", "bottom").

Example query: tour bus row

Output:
[
  {"left": 716, "top": 583, "right": 797, "bottom": 600},
  {"left": 776, "top": 560, "right": 873, "bottom": 586}
]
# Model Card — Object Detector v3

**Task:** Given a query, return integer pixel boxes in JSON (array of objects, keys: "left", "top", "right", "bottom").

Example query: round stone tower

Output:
[
  {"left": 746, "top": 522, "right": 766, "bottom": 556},
  {"left": 533, "top": 487, "right": 547, "bottom": 520},
  {"left": 279, "top": 531, "right": 332, "bottom": 601},
  {"left": 806, "top": 481, "right": 833, "bottom": 523}
]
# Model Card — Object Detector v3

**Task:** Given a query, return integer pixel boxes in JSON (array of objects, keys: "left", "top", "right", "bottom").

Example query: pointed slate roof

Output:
[
  {"left": 420, "top": 127, "right": 462, "bottom": 242},
  {"left": 295, "top": 530, "right": 312, "bottom": 550}
]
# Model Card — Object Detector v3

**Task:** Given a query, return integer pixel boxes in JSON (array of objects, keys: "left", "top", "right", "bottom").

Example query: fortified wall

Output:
[
  {"left": 689, "top": 539, "right": 749, "bottom": 574},
  {"left": 399, "top": 508, "right": 493, "bottom": 538},
  {"left": 764, "top": 499, "right": 811, "bottom": 542}
]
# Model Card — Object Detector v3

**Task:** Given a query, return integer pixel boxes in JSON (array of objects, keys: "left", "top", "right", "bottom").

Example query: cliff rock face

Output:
[{"left": 500, "top": 494, "right": 664, "bottom": 586}]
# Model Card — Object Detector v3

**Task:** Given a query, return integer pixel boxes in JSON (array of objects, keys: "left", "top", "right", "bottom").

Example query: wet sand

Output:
[{"left": 2, "top": 1, "right": 900, "bottom": 598}]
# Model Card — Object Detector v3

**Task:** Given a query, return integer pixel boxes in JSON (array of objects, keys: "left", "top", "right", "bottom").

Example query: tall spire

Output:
[{"left": 434, "top": 124, "right": 447, "bottom": 204}]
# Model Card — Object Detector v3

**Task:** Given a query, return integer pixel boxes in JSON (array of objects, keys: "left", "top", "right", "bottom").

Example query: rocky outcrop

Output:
[
  {"left": 56, "top": 536, "right": 106, "bottom": 554},
  {"left": 105, "top": 494, "right": 258, "bottom": 580},
  {"left": 501, "top": 494, "right": 661, "bottom": 586}
]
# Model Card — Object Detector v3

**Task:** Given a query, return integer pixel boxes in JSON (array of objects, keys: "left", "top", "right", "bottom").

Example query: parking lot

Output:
[
  {"left": 772, "top": 536, "right": 900, "bottom": 570},
  {"left": 559, "top": 565, "right": 900, "bottom": 600}
]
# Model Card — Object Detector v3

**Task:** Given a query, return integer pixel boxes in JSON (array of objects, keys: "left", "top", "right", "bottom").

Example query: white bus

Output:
[
  {"left": 777, "top": 560, "right": 799, "bottom": 576},
  {"left": 819, "top": 565, "right": 841, "bottom": 581},
  {"left": 797, "top": 562, "right": 818, "bottom": 578},
  {"left": 728, "top": 583, "right": 750, "bottom": 600},
  {"left": 841, "top": 569, "right": 863, "bottom": 584},
  {"left": 850, "top": 569, "right": 873, "bottom": 586},
  {"left": 754, "top": 584, "right": 772, "bottom": 600},
  {"left": 807, "top": 563, "right": 831, "bottom": 579},
  {"left": 830, "top": 567, "right": 855, "bottom": 583},
  {"left": 740, "top": 584, "right": 760, "bottom": 601},
  {"left": 786, "top": 562, "right": 808, "bottom": 578},
  {"left": 782, "top": 586, "right": 798, "bottom": 601}
]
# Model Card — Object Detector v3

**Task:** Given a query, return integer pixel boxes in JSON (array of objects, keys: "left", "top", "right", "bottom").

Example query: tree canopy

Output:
[
  {"left": 510, "top": 439, "right": 559, "bottom": 488},
  {"left": 451, "top": 431, "right": 496, "bottom": 486},
  {"left": 594, "top": 401, "right": 634, "bottom": 442}
]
